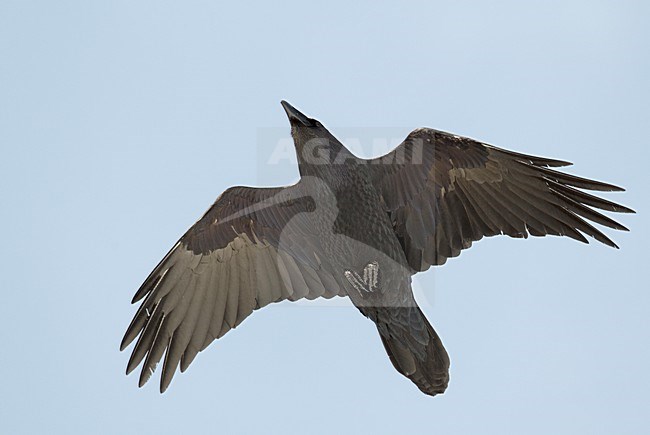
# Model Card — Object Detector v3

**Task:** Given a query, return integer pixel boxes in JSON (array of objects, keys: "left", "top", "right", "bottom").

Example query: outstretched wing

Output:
[
  {"left": 120, "top": 184, "right": 344, "bottom": 392},
  {"left": 368, "top": 128, "right": 634, "bottom": 272}
]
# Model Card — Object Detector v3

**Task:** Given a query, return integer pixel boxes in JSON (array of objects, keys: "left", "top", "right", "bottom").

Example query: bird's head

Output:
[{"left": 281, "top": 100, "right": 351, "bottom": 169}]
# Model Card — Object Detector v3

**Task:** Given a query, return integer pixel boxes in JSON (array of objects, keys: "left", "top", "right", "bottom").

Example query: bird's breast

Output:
[{"left": 302, "top": 172, "right": 408, "bottom": 274}]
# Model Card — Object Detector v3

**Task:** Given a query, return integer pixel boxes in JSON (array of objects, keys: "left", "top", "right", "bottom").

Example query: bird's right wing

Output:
[{"left": 120, "top": 184, "right": 344, "bottom": 392}]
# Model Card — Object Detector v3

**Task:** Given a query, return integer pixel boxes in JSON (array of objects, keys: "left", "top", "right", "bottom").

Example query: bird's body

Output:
[
  {"left": 121, "top": 101, "right": 633, "bottom": 396},
  {"left": 267, "top": 138, "right": 450, "bottom": 393},
  {"left": 311, "top": 163, "right": 408, "bottom": 283}
]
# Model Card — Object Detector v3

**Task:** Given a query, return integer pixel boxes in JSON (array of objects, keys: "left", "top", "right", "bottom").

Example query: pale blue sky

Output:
[{"left": 1, "top": 1, "right": 648, "bottom": 434}]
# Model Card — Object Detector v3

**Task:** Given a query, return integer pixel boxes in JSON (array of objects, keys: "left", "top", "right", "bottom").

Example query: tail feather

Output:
[{"left": 376, "top": 307, "right": 450, "bottom": 396}]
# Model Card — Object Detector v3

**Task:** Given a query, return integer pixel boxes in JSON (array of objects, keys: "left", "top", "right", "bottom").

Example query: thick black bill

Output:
[{"left": 281, "top": 100, "right": 311, "bottom": 126}]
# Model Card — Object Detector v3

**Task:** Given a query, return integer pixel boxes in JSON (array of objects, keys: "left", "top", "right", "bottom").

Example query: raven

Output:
[{"left": 121, "top": 101, "right": 633, "bottom": 396}]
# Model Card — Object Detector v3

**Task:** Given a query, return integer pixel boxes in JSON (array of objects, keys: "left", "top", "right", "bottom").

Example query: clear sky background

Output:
[{"left": 1, "top": 1, "right": 648, "bottom": 434}]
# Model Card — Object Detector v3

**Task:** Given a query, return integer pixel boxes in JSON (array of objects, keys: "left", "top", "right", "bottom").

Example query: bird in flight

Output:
[{"left": 121, "top": 101, "right": 633, "bottom": 396}]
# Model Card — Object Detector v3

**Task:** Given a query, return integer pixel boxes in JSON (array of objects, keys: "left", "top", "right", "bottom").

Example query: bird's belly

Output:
[{"left": 306, "top": 187, "right": 410, "bottom": 297}]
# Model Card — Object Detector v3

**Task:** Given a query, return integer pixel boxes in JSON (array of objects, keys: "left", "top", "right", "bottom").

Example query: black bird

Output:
[{"left": 121, "top": 101, "right": 633, "bottom": 395}]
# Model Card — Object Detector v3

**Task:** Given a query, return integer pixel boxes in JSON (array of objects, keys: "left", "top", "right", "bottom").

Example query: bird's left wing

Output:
[
  {"left": 367, "top": 128, "right": 634, "bottom": 272},
  {"left": 120, "top": 184, "right": 343, "bottom": 392}
]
